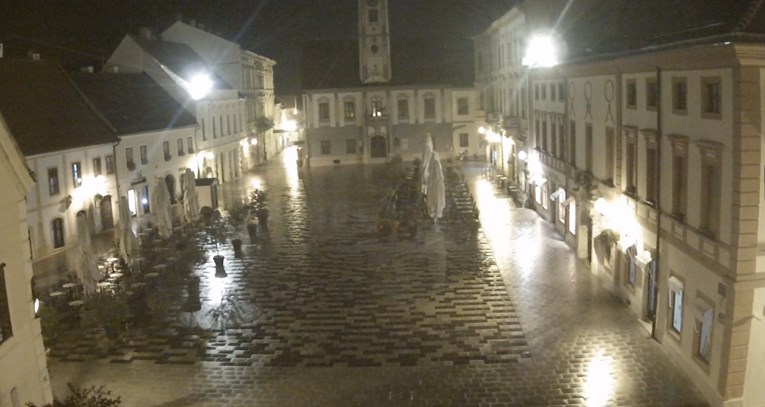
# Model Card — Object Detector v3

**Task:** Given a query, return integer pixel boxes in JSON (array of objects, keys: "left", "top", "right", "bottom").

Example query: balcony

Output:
[{"left": 365, "top": 113, "right": 390, "bottom": 125}]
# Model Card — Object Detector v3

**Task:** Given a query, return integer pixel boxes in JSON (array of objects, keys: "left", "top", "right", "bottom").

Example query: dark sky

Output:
[{"left": 0, "top": 0, "right": 515, "bottom": 93}]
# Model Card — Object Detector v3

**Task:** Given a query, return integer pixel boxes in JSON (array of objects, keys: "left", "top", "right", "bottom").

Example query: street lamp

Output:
[
  {"left": 522, "top": 34, "right": 560, "bottom": 68},
  {"left": 184, "top": 73, "right": 213, "bottom": 101}
]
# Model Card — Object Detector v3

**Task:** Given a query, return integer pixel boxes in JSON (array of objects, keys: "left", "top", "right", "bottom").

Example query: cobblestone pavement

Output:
[{"left": 47, "top": 149, "right": 708, "bottom": 406}]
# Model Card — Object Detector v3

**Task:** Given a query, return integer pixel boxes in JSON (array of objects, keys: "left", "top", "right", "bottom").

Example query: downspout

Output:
[{"left": 652, "top": 66, "right": 662, "bottom": 340}]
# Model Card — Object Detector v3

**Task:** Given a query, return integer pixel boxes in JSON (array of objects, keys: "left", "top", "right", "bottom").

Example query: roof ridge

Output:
[{"left": 59, "top": 63, "right": 118, "bottom": 134}]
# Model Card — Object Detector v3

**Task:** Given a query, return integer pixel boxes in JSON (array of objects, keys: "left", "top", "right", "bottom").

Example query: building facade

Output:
[
  {"left": 302, "top": 0, "right": 483, "bottom": 167},
  {"left": 161, "top": 21, "right": 278, "bottom": 167},
  {"left": 0, "top": 59, "right": 119, "bottom": 288},
  {"left": 0, "top": 113, "right": 53, "bottom": 407},
  {"left": 476, "top": 1, "right": 765, "bottom": 406}
]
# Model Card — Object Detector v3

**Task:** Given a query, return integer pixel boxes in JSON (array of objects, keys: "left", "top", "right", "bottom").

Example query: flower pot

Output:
[
  {"left": 232, "top": 238, "right": 243, "bottom": 252},
  {"left": 246, "top": 223, "right": 257, "bottom": 242},
  {"left": 213, "top": 255, "right": 225, "bottom": 268}
]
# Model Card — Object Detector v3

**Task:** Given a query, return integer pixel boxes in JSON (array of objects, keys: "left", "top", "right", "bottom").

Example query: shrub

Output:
[{"left": 26, "top": 383, "right": 121, "bottom": 407}]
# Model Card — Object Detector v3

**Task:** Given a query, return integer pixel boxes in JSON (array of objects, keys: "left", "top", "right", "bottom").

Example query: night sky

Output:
[{"left": 0, "top": 0, "right": 515, "bottom": 93}]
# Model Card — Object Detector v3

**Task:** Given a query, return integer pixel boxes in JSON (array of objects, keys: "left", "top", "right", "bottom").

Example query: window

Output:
[
  {"left": 319, "top": 102, "right": 330, "bottom": 122},
  {"left": 71, "top": 162, "right": 82, "bottom": 187},
  {"left": 142, "top": 185, "right": 150, "bottom": 214},
  {"left": 227, "top": 115, "right": 231, "bottom": 135},
  {"left": 550, "top": 83, "right": 557, "bottom": 101},
  {"left": 568, "top": 120, "right": 576, "bottom": 166},
  {"left": 551, "top": 121, "right": 558, "bottom": 157},
  {"left": 201, "top": 118, "right": 207, "bottom": 140},
  {"left": 605, "top": 127, "right": 615, "bottom": 181},
  {"left": 178, "top": 139, "right": 185, "bottom": 156},
  {"left": 140, "top": 145, "right": 148, "bottom": 165},
  {"left": 568, "top": 199, "right": 577, "bottom": 235},
  {"left": 0, "top": 264, "right": 12, "bottom": 343},
  {"left": 541, "top": 83, "right": 547, "bottom": 100},
  {"left": 371, "top": 98, "right": 384, "bottom": 116},
  {"left": 126, "top": 147, "right": 135, "bottom": 170},
  {"left": 534, "top": 84, "right": 539, "bottom": 100},
  {"left": 321, "top": 140, "right": 331, "bottom": 155},
  {"left": 699, "top": 142, "right": 722, "bottom": 238},
  {"left": 187, "top": 137, "right": 194, "bottom": 154},
  {"left": 558, "top": 83, "right": 565, "bottom": 102},
  {"left": 368, "top": 9, "right": 378, "bottom": 23},
  {"left": 213, "top": 116, "right": 217, "bottom": 138},
  {"left": 535, "top": 119, "right": 541, "bottom": 150},
  {"left": 668, "top": 276, "right": 684, "bottom": 334},
  {"left": 646, "top": 78, "right": 658, "bottom": 110},
  {"left": 219, "top": 117, "right": 224, "bottom": 136},
  {"left": 702, "top": 77, "right": 721, "bottom": 117},
  {"left": 626, "top": 79, "right": 637, "bottom": 108},
  {"left": 346, "top": 139, "right": 357, "bottom": 154},
  {"left": 646, "top": 142, "right": 658, "bottom": 204},
  {"left": 344, "top": 101, "right": 356, "bottom": 120},
  {"left": 585, "top": 123, "right": 593, "bottom": 172},
  {"left": 558, "top": 123, "right": 565, "bottom": 160},
  {"left": 457, "top": 97, "right": 469, "bottom": 115},
  {"left": 670, "top": 136, "right": 689, "bottom": 221},
  {"left": 397, "top": 98, "right": 409, "bottom": 119},
  {"left": 92, "top": 158, "right": 102, "bottom": 175},
  {"left": 459, "top": 133, "right": 469, "bottom": 148},
  {"left": 541, "top": 183, "right": 548, "bottom": 209},
  {"left": 105, "top": 155, "right": 115, "bottom": 174},
  {"left": 673, "top": 77, "right": 687, "bottom": 113},
  {"left": 542, "top": 119, "right": 548, "bottom": 152},
  {"left": 692, "top": 296, "right": 714, "bottom": 364},
  {"left": 625, "top": 129, "right": 637, "bottom": 195},
  {"left": 47, "top": 168, "right": 60, "bottom": 197},
  {"left": 163, "top": 141, "right": 171, "bottom": 161},
  {"left": 52, "top": 218, "right": 65, "bottom": 249},
  {"left": 424, "top": 96, "right": 436, "bottom": 119}
]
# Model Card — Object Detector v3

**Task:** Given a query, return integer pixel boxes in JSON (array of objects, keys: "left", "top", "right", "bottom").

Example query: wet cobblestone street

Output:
[{"left": 47, "top": 149, "right": 709, "bottom": 406}]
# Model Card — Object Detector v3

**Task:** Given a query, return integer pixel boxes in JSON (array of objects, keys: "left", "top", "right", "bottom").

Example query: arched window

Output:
[{"left": 52, "top": 218, "right": 65, "bottom": 248}]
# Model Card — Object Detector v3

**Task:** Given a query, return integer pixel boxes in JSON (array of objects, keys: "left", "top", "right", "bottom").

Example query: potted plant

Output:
[
  {"left": 201, "top": 208, "right": 227, "bottom": 270},
  {"left": 227, "top": 205, "right": 247, "bottom": 256},
  {"left": 248, "top": 189, "right": 269, "bottom": 228},
  {"left": 80, "top": 291, "right": 131, "bottom": 340}
]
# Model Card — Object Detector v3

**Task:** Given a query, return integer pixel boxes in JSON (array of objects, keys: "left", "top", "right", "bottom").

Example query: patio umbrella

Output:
[
  {"left": 426, "top": 151, "right": 445, "bottom": 221},
  {"left": 152, "top": 177, "right": 173, "bottom": 238},
  {"left": 182, "top": 168, "right": 199, "bottom": 223},
  {"left": 76, "top": 214, "right": 98, "bottom": 294},
  {"left": 421, "top": 133, "right": 434, "bottom": 194},
  {"left": 118, "top": 196, "right": 136, "bottom": 260}
]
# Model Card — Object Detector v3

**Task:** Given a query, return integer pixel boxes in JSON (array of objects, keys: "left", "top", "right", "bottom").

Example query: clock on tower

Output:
[{"left": 358, "top": 0, "right": 391, "bottom": 83}]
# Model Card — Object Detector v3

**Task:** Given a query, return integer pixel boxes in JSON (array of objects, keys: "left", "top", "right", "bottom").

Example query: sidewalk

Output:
[{"left": 45, "top": 150, "right": 708, "bottom": 406}]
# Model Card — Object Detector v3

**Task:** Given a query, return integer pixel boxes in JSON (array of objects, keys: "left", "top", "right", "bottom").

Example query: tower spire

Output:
[{"left": 358, "top": 0, "right": 391, "bottom": 83}]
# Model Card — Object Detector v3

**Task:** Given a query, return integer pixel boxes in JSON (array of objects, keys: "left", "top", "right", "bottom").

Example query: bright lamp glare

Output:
[
  {"left": 283, "top": 120, "right": 297, "bottom": 132},
  {"left": 187, "top": 74, "right": 213, "bottom": 100},
  {"left": 522, "top": 35, "right": 559, "bottom": 68}
]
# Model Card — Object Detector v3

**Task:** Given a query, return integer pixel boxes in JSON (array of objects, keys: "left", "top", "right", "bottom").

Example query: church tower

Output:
[{"left": 358, "top": 0, "right": 391, "bottom": 83}]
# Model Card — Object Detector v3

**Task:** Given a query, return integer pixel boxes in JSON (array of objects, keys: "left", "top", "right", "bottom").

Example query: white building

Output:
[
  {"left": 301, "top": 0, "right": 483, "bottom": 166},
  {"left": 0, "top": 112, "right": 53, "bottom": 406},
  {"left": 71, "top": 71, "right": 200, "bottom": 220},
  {"left": 0, "top": 59, "right": 119, "bottom": 287},
  {"left": 161, "top": 21, "right": 278, "bottom": 167},
  {"left": 476, "top": 1, "right": 765, "bottom": 406},
  {"left": 104, "top": 30, "right": 247, "bottom": 191}
]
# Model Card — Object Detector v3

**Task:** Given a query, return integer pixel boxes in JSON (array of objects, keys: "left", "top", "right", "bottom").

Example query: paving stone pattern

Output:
[{"left": 47, "top": 155, "right": 709, "bottom": 406}]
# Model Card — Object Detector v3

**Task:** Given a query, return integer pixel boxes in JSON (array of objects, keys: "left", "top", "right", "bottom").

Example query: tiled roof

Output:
[
  {"left": 522, "top": 0, "right": 765, "bottom": 62},
  {"left": 302, "top": 37, "right": 474, "bottom": 90},
  {"left": 71, "top": 72, "right": 197, "bottom": 135},
  {"left": 131, "top": 35, "right": 233, "bottom": 90},
  {"left": 0, "top": 59, "right": 117, "bottom": 156}
]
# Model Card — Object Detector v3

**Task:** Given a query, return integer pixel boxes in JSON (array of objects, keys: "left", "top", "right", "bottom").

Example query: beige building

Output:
[
  {"left": 302, "top": 0, "right": 483, "bottom": 166},
  {"left": 0, "top": 112, "right": 53, "bottom": 406},
  {"left": 161, "top": 21, "right": 278, "bottom": 167},
  {"left": 476, "top": 1, "right": 765, "bottom": 406}
]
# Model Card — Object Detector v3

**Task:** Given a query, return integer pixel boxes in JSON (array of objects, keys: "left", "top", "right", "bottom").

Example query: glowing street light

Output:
[
  {"left": 185, "top": 73, "right": 213, "bottom": 100},
  {"left": 522, "top": 34, "right": 560, "bottom": 68}
]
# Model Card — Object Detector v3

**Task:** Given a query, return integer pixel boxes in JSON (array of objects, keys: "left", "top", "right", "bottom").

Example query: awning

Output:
[
  {"left": 692, "top": 297, "right": 713, "bottom": 320},
  {"left": 668, "top": 276, "right": 684, "bottom": 292},
  {"left": 549, "top": 187, "right": 566, "bottom": 201}
]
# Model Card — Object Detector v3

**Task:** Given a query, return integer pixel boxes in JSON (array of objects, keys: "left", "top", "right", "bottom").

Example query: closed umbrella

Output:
[
  {"left": 118, "top": 196, "right": 136, "bottom": 261},
  {"left": 421, "top": 133, "right": 434, "bottom": 194},
  {"left": 76, "top": 214, "right": 97, "bottom": 294},
  {"left": 182, "top": 168, "right": 199, "bottom": 223},
  {"left": 426, "top": 152, "right": 445, "bottom": 221},
  {"left": 152, "top": 177, "right": 172, "bottom": 238}
]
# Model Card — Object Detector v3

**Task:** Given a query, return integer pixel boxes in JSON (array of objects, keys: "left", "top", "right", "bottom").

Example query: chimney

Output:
[
  {"left": 107, "top": 66, "right": 119, "bottom": 73},
  {"left": 27, "top": 50, "right": 40, "bottom": 60},
  {"left": 139, "top": 27, "right": 153, "bottom": 40},
  {"left": 0, "top": 43, "right": 3, "bottom": 59},
  {"left": 80, "top": 66, "right": 94, "bottom": 73}
]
